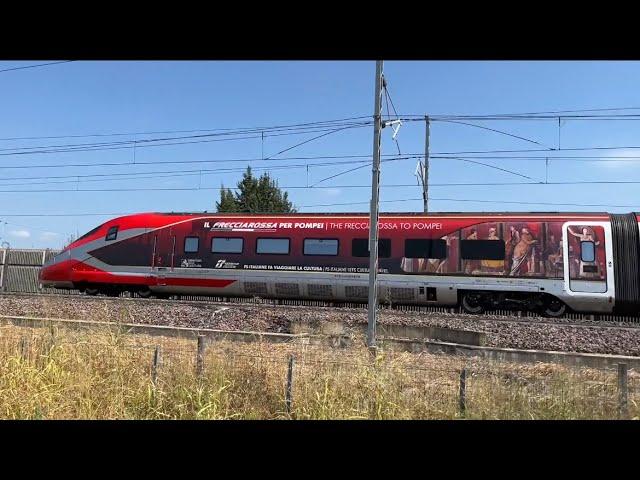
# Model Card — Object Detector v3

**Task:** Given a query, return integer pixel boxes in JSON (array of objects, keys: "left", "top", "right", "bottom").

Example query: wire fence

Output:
[{"left": 0, "top": 324, "right": 637, "bottom": 419}]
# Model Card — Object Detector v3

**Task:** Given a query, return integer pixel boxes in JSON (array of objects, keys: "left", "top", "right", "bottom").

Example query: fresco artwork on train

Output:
[
  {"left": 400, "top": 231, "right": 459, "bottom": 274},
  {"left": 566, "top": 225, "right": 606, "bottom": 281},
  {"left": 400, "top": 221, "right": 569, "bottom": 279}
]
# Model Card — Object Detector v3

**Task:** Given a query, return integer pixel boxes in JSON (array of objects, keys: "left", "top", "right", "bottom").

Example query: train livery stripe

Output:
[
  {"left": 74, "top": 270, "right": 237, "bottom": 289},
  {"left": 159, "top": 278, "right": 236, "bottom": 288},
  {"left": 43, "top": 259, "right": 237, "bottom": 289}
]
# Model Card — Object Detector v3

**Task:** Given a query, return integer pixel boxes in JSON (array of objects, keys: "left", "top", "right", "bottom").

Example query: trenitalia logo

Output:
[{"left": 215, "top": 259, "right": 240, "bottom": 269}]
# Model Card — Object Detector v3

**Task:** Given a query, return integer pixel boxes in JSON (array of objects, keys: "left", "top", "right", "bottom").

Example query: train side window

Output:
[
  {"left": 404, "top": 239, "right": 447, "bottom": 259},
  {"left": 105, "top": 226, "right": 119, "bottom": 241},
  {"left": 304, "top": 239, "right": 338, "bottom": 256},
  {"left": 256, "top": 238, "right": 290, "bottom": 255},
  {"left": 352, "top": 238, "right": 391, "bottom": 258},
  {"left": 184, "top": 237, "right": 200, "bottom": 253},
  {"left": 460, "top": 240, "right": 505, "bottom": 260},
  {"left": 212, "top": 237, "right": 243, "bottom": 254},
  {"left": 580, "top": 241, "right": 595, "bottom": 262}
]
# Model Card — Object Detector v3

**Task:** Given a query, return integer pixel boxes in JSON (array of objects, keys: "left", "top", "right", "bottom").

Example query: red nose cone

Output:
[{"left": 39, "top": 259, "right": 75, "bottom": 289}]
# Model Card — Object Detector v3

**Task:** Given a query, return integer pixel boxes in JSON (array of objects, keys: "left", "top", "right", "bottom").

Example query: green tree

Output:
[
  {"left": 216, "top": 186, "right": 239, "bottom": 212},
  {"left": 216, "top": 166, "right": 296, "bottom": 213}
]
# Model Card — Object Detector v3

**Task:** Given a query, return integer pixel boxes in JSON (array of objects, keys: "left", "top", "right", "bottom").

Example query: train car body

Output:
[{"left": 39, "top": 211, "right": 640, "bottom": 316}]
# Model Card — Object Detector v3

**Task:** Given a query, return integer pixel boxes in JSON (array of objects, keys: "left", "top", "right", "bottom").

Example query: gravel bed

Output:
[{"left": 1, "top": 294, "right": 639, "bottom": 356}]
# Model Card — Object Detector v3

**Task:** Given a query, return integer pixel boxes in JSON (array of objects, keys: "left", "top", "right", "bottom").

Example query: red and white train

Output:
[{"left": 39, "top": 211, "right": 640, "bottom": 317}]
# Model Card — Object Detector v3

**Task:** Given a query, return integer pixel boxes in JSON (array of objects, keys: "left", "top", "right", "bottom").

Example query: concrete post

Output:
[
  {"left": 459, "top": 368, "right": 467, "bottom": 416},
  {"left": 618, "top": 363, "right": 628, "bottom": 420},
  {"left": 285, "top": 354, "right": 295, "bottom": 415},
  {"left": 196, "top": 335, "right": 206, "bottom": 377},
  {"left": 0, "top": 249, "right": 8, "bottom": 292},
  {"left": 152, "top": 346, "right": 161, "bottom": 386}
]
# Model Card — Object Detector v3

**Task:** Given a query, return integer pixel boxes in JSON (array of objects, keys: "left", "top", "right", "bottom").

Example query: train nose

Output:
[{"left": 39, "top": 250, "right": 74, "bottom": 289}]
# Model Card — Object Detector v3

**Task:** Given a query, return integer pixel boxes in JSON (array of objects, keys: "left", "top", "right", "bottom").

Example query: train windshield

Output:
[{"left": 71, "top": 223, "right": 105, "bottom": 246}]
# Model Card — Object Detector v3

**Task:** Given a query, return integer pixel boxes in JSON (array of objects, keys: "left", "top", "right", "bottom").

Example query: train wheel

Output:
[
  {"left": 85, "top": 287, "right": 99, "bottom": 296},
  {"left": 137, "top": 288, "right": 152, "bottom": 299},
  {"left": 461, "top": 292, "right": 485, "bottom": 314},
  {"left": 541, "top": 298, "right": 566, "bottom": 318}
]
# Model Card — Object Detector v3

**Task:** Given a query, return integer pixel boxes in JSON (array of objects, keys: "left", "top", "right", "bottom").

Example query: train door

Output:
[
  {"left": 562, "top": 221, "right": 613, "bottom": 295},
  {"left": 152, "top": 227, "right": 176, "bottom": 284}
]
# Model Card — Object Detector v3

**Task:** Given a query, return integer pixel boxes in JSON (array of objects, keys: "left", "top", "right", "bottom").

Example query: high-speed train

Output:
[{"left": 39, "top": 211, "right": 640, "bottom": 317}]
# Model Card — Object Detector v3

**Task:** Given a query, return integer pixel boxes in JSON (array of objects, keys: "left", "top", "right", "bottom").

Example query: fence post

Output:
[
  {"left": 285, "top": 354, "right": 295, "bottom": 416},
  {"left": 459, "top": 368, "right": 467, "bottom": 416},
  {"left": 368, "top": 345, "right": 378, "bottom": 359},
  {"left": 196, "top": 335, "right": 206, "bottom": 376},
  {"left": 20, "top": 336, "right": 29, "bottom": 361},
  {"left": 0, "top": 248, "right": 8, "bottom": 292},
  {"left": 152, "top": 346, "right": 161, "bottom": 386},
  {"left": 618, "top": 363, "right": 629, "bottom": 420}
]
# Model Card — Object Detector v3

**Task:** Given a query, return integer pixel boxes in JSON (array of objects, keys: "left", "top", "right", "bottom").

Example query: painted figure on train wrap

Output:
[{"left": 510, "top": 227, "right": 538, "bottom": 276}]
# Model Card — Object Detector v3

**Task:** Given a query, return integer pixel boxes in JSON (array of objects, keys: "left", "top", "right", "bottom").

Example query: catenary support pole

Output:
[
  {"left": 423, "top": 115, "right": 430, "bottom": 213},
  {"left": 367, "top": 60, "right": 384, "bottom": 349}
]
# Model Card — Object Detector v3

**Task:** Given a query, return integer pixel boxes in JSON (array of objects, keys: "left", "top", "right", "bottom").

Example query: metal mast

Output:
[
  {"left": 367, "top": 60, "right": 384, "bottom": 349},
  {"left": 423, "top": 115, "right": 430, "bottom": 213}
]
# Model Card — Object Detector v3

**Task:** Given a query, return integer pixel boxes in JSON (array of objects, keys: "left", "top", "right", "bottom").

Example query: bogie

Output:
[
  {"left": 540, "top": 296, "right": 568, "bottom": 318},
  {"left": 136, "top": 287, "right": 152, "bottom": 298},
  {"left": 459, "top": 290, "right": 563, "bottom": 317},
  {"left": 461, "top": 291, "right": 486, "bottom": 314}
]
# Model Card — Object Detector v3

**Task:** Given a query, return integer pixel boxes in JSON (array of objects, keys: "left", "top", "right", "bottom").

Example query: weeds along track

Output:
[
  {"left": 2, "top": 292, "right": 640, "bottom": 356},
  {"left": 1, "top": 323, "right": 637, "bottom": 419}
]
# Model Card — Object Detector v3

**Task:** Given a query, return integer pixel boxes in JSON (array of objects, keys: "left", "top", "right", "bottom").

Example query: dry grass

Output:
[{"left": 0, "top": 323, "right": 637, "bottom": 419}]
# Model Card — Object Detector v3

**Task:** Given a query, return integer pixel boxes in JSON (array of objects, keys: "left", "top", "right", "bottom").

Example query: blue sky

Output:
[{"left": 1, "top": 60, "right": 640, "bottom": 249}]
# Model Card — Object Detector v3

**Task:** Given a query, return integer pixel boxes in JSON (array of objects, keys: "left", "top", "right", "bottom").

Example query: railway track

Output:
[
  {"left": 3, "top": 290, "right": 640, "bottom": 330},
  {"left": 3, "top": 290, "right": 640, "bottom": 356}
]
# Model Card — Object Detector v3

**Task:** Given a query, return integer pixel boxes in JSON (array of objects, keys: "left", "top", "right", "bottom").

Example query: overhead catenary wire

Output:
[
  {"left": 262, "top": 125, "right": 361, "bottom": 160},
  {"left": 4, "top": 149, "right": 640, "bottom": 173},
  {"left": 6, "top": 106, "right": 640, "bottom": 234},
  {"left": 0, "top": 120, "right": 372, "bottom": 152},
  {"left": 0, "top": 60, "right": 74, "bottom": 74},
  {"left": 15, "top": 109, "right": 640, "bottom": 159},
  {"left": 431, "top": 145, "right": 640, "bottom": 155},
  {"left": 0, "top": 122, "right": 373, "bottom": 158},
  {"left": 446, "top": 106, "right": 640, "bottom": 116},
  {"left": 0, "top": 115, "right": 373, "bottom": 142},
  {"left": 446, "top": 157, "right": 536, "bottom": 181},
  {"left": 432, "top": 154, "right": 640, "bottom": 161},
  {"left": 5, "top": 107, "right": 640, "bottom": 143},
  {"left": 393, "top": 109, "right": 640, "bottom": 120},
  {"left": 301, "top": 196, "right": 640, "bottom": 209},
  {"left": 5, "top": 180, "right": 640, "bottom": 194},
  {"left": 1, "top": 220, "right": 65, "bottom": 236},
  {"left": 432, "top": 119, "right": 553, "bottom": 150},
  {"left": 0, "top": 153, "right": 417, "bottom": 171},
  {"left": 6, "top": 195, "right": 640, "bottom": 217},
  {"left": 81, "top": 121, "right": 389, "bottom": 193},
  {"left": 310, "top": 163, "right": 372, "bottom": 187},
  {"left": 0, "top": 157, "right": 414, "bottom": 188}
]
